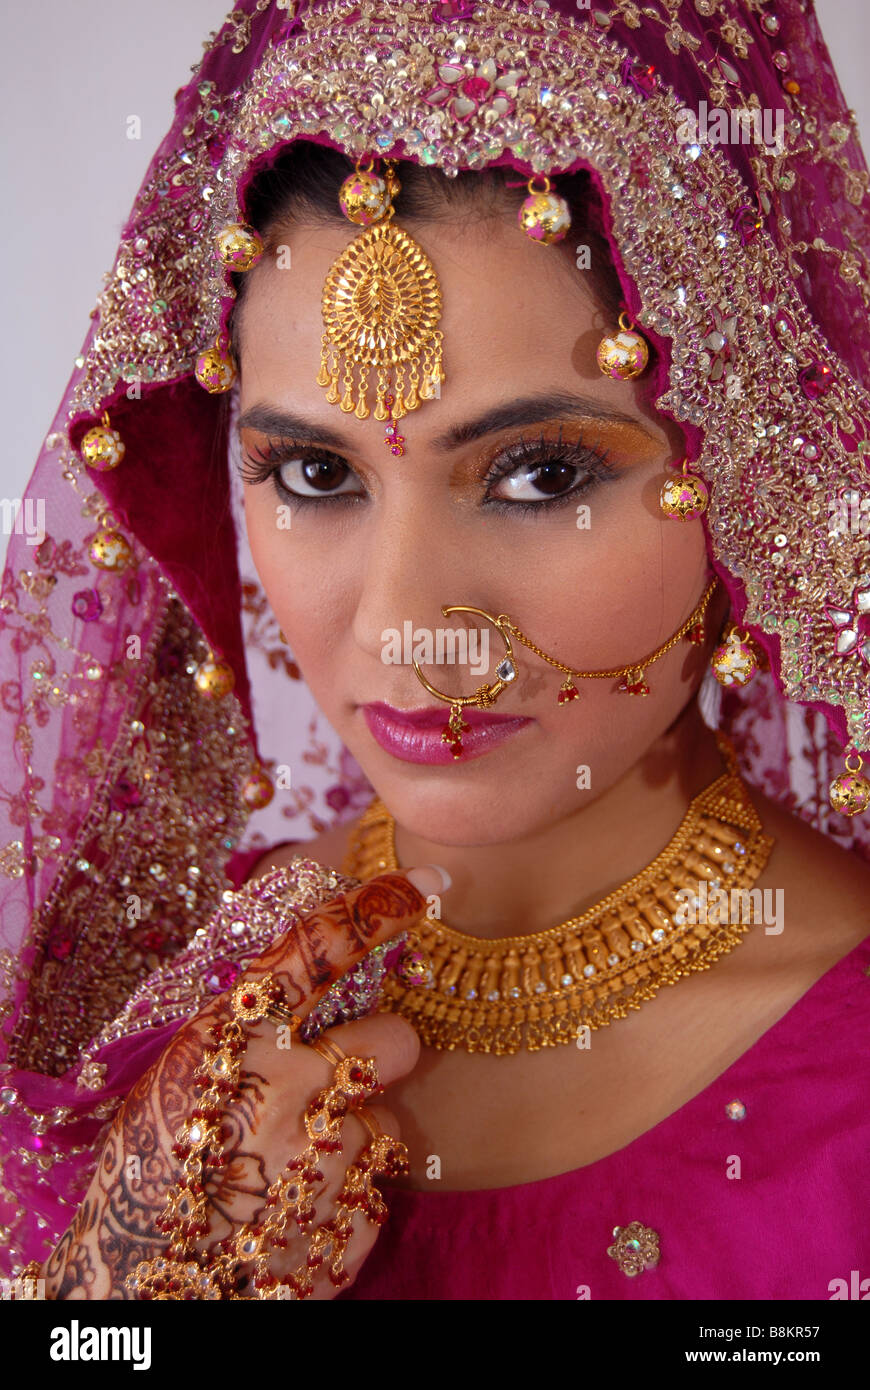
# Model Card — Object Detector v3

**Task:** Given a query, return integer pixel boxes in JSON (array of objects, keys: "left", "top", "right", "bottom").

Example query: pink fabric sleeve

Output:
[{"left": 0, "top": 842, "right": 296, "bottom": 1277}]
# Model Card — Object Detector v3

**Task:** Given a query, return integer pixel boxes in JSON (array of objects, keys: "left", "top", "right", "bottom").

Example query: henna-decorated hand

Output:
[{"left": 42, "top": 866, "right": 444, "bottom": 1300}]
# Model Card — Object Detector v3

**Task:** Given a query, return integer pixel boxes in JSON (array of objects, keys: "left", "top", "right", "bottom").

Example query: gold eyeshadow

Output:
[
  {"left": 468, "top": 416, "right": 661, "bottom": 479},
  {"left": 238, "top": 414, "right": 663, "bottom": 484}
]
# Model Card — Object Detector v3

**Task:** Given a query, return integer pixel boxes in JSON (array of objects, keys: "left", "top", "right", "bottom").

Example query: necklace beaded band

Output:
[{"left": 341, "top": 733, "right": 775, "bottom": 1054}]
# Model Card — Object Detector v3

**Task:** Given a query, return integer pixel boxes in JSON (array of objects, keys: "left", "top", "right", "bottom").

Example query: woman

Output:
[{"left": 1, "top": 0, "right": 868, "bottom": 1301}]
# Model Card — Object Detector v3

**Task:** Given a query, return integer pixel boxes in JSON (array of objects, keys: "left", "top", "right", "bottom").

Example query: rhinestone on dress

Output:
[
  {"left": 607, "top": 1221, "right": 661, "bottom": 1277},
  {"left": 725, "top": 1099, "right": 746, "bottom": 1121}
]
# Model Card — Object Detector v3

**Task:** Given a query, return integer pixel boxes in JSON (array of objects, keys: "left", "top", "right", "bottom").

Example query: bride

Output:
[{"left": 1, "top": 0, "right": 868, "bottom": 1301}]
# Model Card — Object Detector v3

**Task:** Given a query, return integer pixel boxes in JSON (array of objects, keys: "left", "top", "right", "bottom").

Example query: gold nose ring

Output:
[{"left": 412, "top": 605, "right": 519, "bottom": 758}]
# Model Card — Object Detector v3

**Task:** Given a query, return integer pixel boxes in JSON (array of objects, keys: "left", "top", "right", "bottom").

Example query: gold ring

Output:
[
  {"left": 354, "top": 1105, "right": 384, "bottom": 1145},
  {"left": 307, "top": 1034, "right": 347, "bottom": 1067},
  {"left": 231, "top": 972, "right": 282, "bottom": 1025},
  {"left": 265, "top": 1001, "right": 303, "bottom": 1033}
]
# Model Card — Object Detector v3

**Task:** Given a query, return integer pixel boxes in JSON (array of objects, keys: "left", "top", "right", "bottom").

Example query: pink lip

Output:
[{"left": 360, "top": 700, "right": 533, "bottom": 765}]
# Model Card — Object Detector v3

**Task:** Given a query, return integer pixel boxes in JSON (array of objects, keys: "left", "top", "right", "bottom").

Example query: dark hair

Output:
[{"left": 227, "top": 141, "right": 628, "bottom": 354}]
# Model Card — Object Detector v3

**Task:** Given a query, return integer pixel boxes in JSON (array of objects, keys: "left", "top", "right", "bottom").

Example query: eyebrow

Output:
[{"left": 236, "top": 390, "right": 653, "bottom": 452}]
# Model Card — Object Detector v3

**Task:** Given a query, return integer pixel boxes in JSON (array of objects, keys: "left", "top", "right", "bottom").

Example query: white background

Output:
[{"left": 2, "top": 0, "right": 868, "bottom": 501}]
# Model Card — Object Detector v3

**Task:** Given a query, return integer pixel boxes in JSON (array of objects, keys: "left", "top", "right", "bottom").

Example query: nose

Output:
[{"left": 350, "top": 496, "right": 487, "bottom": 703}]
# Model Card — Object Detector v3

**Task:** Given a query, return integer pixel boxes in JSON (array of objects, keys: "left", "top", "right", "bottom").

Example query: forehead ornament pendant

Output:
[
  {"left": 316, "top": 153, "right": 573, "bottom": 444},
  {"left": 317, "top": 156, "right": 445, "bottom": 427}
]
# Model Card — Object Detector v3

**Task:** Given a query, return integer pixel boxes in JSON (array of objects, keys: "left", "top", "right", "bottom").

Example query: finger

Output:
[
  {"left": 264, "top": 1011, "right": 420, "bottom": 1097},
  {"left": 320, "top": 1013, "right": 421, "bottom": 1090},
  {"left": 243, "top": 1013, "right": 419, "bottom": 1174},
  {"left": 262, "top": 1104, "right": 404, "bottom": 1300},
  {"left": 309, "top": 1099, "right": 404, "bottom": 1197},
  {"left": 246, "top": 865, "right": 447, "bottom": 1019},
  {"left": 307, "top": 1102, "right": 406, "bottom": 1301}
]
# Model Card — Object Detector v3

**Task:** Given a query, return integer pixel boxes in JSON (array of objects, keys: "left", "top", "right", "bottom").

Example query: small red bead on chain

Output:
[{"left": 383, "top": 393, "right": 405, "bottom": 455}]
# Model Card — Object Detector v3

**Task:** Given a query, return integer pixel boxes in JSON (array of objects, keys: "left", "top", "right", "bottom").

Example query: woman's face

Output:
[{"left": 236, "top": 210, "right": 717, "bottom": 846}]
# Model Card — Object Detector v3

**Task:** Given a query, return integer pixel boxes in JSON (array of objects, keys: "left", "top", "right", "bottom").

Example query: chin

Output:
[{"left": 349, "top": 747, "right": 584, "bottom": 849}]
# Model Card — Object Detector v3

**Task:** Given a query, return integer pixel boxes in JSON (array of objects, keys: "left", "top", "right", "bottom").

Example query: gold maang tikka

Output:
[
  {"left": 412, "top": 578, "right": 719, "bottom": 758},
  {"left": 316, "top": 157, "right": 576, "bottom": 445},
  {"left": 317, "top": 155, "right": 445, "bottom": 429}
]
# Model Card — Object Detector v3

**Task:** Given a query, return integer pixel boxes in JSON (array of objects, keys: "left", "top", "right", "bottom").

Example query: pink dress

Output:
[
  {"left": 229, "top": 847, "right": 870, "bottom": 1302},
  {"left": 346, "top": 934, "right": 870, "bottom": 1301}
]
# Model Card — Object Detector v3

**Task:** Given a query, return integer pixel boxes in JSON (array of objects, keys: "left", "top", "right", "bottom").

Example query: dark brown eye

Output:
[
  {"left": 491, "top": 458, "right": 587, "bottom": 502},
  {"left": 528, "top": 462, "right": 579, "bottom": 496},
  {"left": 268, "top": 449, "right": 363, "bottom": 500},
  {"left": 300, "top": 456, "right": 351, "bottom": 492}
]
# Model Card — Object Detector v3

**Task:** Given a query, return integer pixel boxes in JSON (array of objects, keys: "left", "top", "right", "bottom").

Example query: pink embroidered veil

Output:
[{"left": 1, "top": 0, "right": 869, "bottom": 1280}]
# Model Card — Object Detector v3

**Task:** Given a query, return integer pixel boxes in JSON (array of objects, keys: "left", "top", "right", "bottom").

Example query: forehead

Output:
[
  {"left": 230, "top": 214, "right": 678, "bottom": 458},
  {"left": 238, "top": 215, "right": 599, "bottom": 370}
]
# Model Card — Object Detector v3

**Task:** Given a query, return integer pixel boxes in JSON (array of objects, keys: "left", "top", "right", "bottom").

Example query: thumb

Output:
[{"left": 250, "top": 864, "right": 450, "bottom": 1017}]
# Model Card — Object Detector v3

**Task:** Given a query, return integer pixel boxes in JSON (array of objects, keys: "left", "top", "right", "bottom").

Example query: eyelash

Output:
[{"left": 238, "top": 427, "right": 620, "bottom": 516}]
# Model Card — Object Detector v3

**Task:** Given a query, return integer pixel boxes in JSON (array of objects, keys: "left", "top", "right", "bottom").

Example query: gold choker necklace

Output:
[{"left": 340, "top": 735, "right": 775, "bottom": 1054}]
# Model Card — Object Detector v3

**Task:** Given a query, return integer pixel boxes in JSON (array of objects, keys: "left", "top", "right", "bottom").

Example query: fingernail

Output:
[{"left": 406, "top": 864, "right": 452, "bottom": 896}]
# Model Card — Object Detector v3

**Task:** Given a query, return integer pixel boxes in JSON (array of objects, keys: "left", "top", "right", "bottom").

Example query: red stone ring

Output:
[{"left": 230, "top": 972, "right": 291, "bottom": 1027}]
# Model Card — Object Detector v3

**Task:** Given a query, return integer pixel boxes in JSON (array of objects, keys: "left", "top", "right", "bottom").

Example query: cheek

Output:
[
  {"left": 498, "top": 469, "right": 711, "bottom": 670},
  {"left": 243, "top": 491, "right": 350, "bottom": 665}
]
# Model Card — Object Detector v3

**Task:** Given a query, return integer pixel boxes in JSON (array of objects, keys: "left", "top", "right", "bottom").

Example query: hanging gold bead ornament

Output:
[
  {"left": 80, "top": 411, "right": 125, "bottom": 471},
  {"left": 597, "top": 312, "right": 650, "bottom": 381},
  {"left": 660, "top": 457, "right": 710, "bottom": 520},
  {"left": 829, "top": 752, "right": 870, "bottom": 816},
  {"left": 710, "top": 625, "right": 759, "bottom": 686},
  {"left": 88, "top": 511, "right": 133, "bottom": 571},
  {"left": 214, "top": 222, "right": 264, "bottom": 272},
  {"left": 517, "top": 173, "right": 571, "bottom": 244},
  {"left": 195, "top": 336, "right": 237, "bottom": 394},
  {"left": 194, "top": 223, "right": 264, "bottom": 393},
  {"left": 242, "top": 763, "right": 275, "bottom": 810},
  {"left": 317, "top": 155, "right": 445, "bottom": 423},
  {"left": 193, "top": 651, "right": 236, "bottom": 699}
]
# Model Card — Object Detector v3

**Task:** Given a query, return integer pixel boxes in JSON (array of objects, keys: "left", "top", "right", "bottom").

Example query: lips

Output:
[{"left": 360, "top": 700, "right": 533, "bottom": 764}]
